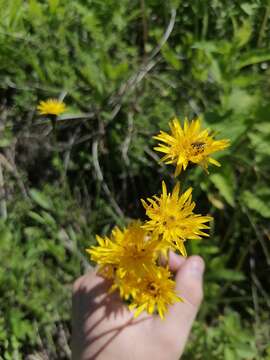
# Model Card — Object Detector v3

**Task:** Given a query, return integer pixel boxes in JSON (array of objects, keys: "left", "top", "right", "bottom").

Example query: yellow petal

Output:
[
  {"left": 209, "top": 157, "right": 221, "bottom": 167},
  {"left": 162, "top": 181, "right": 167, "bottom": 198}
]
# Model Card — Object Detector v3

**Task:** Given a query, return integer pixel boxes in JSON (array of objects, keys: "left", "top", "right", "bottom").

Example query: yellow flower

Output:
[
  {"left": 154, "top": 117, "right": 230, "bottom": 176},
  {"left": 110, "top": 271, "right": 139, "bottom": 300},
  {"left": 37, "top": 98, "right": 66, "bottom": 116},
  {"left": 86, "top": 221, "right": 159, "bottom": 278},
  {"left": 141, "top": 181, "right": 212, "bottom": 256},
  {"left": 86, "top": 233, "right": 120, "bottom": 268},
  {"left": 129, "top": 267, "right": 182, "bottom": 319},
  {"left": 115, "top": 222, "right": 159, "bottom": 278}
]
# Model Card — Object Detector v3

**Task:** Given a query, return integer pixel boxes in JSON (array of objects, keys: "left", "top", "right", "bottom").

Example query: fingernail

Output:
[{"left": 188, "top": 257, "right": 205, "bottom": 279}]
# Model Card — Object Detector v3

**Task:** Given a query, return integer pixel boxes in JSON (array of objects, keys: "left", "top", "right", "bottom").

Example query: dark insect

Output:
[
  {"left": 147, "top": 282, "right": 157, "bottom": 292},
  {"left": 191, "top": 141, "right": 205, "bottom": 155}
]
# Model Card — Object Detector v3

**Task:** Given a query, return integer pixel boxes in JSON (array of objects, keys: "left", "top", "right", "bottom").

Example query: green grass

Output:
[{"left": 0, "top": 0, "right": 270, "bottom": 358}]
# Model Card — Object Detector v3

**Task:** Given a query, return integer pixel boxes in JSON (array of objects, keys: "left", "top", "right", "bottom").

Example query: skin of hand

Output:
[{"left": 72, "top": 253, "right": 205, "bottom": 360}]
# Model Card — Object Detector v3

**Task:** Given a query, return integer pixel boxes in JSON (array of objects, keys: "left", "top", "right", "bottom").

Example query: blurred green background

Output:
[{"left": 0, "top": 0, "right": 270, "bottom": 359}]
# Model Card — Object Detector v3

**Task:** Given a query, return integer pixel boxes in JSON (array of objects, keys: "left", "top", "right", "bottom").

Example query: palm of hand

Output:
[{"left": 72, "top": 255, "right": 204, "bottom": 360}]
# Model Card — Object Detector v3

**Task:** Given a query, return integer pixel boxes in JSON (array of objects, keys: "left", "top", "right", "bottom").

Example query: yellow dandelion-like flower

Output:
[
  {"left": 110, "top": 271, "right": 139, "bottom": 300},
  {"left": 141, "top": 181, "right": 212, "bottom": 257},
  {"left": 116, "top": 222, "right": 159, "bottom": 278},
  {"left": 154, "top": 117, "right": 230, "bottom": 176},
  {"left": 86, "top": 221, "right": 159, "bottom": 278},
  {"left": 129, "top": 267, "right": 182, "bottom": 319},
  {"left": 86, "top": 233, "right": 120, "bottom": 268},
  {"left": 87, "top": 234, "right": 119, "bottom": 280},
  {"left": 37, "top": 98, "right": 66, "bottom": 116}
]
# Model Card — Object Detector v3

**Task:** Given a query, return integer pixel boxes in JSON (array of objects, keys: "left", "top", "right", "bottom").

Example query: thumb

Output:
[
  {"left": 175, "top": 255, "right": 205, "bottom": 308},
  {"left": 154, "top": 256, "right": 205, "bottom": 355}
]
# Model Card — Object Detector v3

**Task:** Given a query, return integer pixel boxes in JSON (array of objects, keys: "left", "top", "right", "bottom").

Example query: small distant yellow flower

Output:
[
  {"left": 141, "top": 181, "right": 212, "bottom": 256},
  {"left": 37, "top": 98, "right": 66, "bottom": 116},
  {"left": 86, "top": 221, "right": 159, "bottom": 278},
  {"left": 154, "top": 117, "right": 230, "bottom": 176},
  {"left": 129, "top": 267, "right": 182, "bottom": 319}
]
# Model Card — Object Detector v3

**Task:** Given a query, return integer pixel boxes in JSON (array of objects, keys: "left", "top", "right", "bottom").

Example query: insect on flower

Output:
[{"left": 154, "top": 117, "right": 230, "bottom": 175}]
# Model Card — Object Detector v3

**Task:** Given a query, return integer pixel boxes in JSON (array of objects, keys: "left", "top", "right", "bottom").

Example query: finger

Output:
[
  {"left": 159, "top": 250, "right": 186, "bottom": 271},
  {"left": 153, "top": 256, "right": 205, "bottom": 353},
  {"left": 167, "top": 255, "right": 204, "bottom": 324},
  {"left": 168, "top": 251, "right": 186, "bottom": 272},
  {"left": 175, "top": 255, "right": 204, "bottom": 306}
]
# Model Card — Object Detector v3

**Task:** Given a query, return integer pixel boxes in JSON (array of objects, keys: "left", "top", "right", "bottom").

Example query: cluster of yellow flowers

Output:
[
  {"left": 86, "top": 115, "right": 229, "bottom": 319},
  {"left": 36, "top": 99, "right": 229, "bottom": 319}
]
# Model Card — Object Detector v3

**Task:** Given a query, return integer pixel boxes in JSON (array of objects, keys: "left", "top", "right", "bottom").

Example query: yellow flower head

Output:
[
  {"left": 86, "top": 221, "right": 159, "bottom": 278},
  {"left": 37, "top": 98, "right": 66, "bottom": 116},
  {"left": 141, "top": 181, "right": 212, "bottom": 256},
  {"left": 129, "top": 267, "right": 182, "bottom": 319},
  {"left": 110, "top": 271, "right": 139, "bottom": 300},
  {"left": 116, "top": 222, "right": 159, "bottom": 278},
  {"left": 154, "top": 117, "right": 230, "bottom": 176}
]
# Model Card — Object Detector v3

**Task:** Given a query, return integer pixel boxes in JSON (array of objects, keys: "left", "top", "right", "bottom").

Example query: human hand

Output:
[{"left": 72, "top": 253, "right": 204, "bottom": 360}]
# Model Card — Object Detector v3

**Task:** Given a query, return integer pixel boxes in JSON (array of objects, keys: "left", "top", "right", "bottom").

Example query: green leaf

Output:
[
  {"left": 242, "top": 190, "right": 270, "bottom": 218},
  {"left": 0, "top": 223, "right": 12, "bottom": 245},
  {"left": 254, "top": 122, "right": 270, "bottom": 134},
  {"left": 249, "top": 133, "right": 270, "bottom": 157},
  {"left": 234, "top": 21, "right": 252, "bottom": 48},
  {"left": 214, "top": 269, "right": 245, "bottom": 281},
  {"left": 28, "top": 211, "right": 47, "bottom": 225},
  {"left": 170, "top": 0, "right": 181, "bottom": 9},
  {"left": 161, "top": 44, "right": 182, "bottom": 70},
  {"left": 224, "top": 347, "right": 238, "bottom": 360},
  {"left": 236, "top": 343, "right": 257, "bottom": 358},
  {"left": 48, "top": 0, "right": 60, "bottom": 13},
  {"left": 41, "top": 211, "right": 57, "bottom": 228},
  {"left": 235, "top": 49, "right": 270, "bottom": 69},
  {"left": 226, "top": 88, "right": 258, "bottom": 114},
  {"left": 204, "top": 113, "right": 247, "bottom": 143},
  {"left": 29, "top": 189, "right": 53, "bottom": 210},
  {"left": 209, "top": 57, "right": 223, "bottom": 84},
  {"left": 28, "top": 0, "right": 43, "bottom": 22},
  {"left": 210, "top": 172, "right": 235, "bottom": 207},
  {"left": 192, "top": 41, "right": 219, "bottom": 53},
  {"left": 0, "top": 130, "right": 12, "bottom": 147},
  {"left": 240, "top": 3, "right": 258, "bottom": 16}
]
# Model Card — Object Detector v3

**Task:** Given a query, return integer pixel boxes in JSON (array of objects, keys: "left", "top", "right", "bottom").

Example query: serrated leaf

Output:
[
  {"left": 210, "top": 172, "right": 235, "bottom": 207},
  {"left": 235, "top": 49, "right": 270, "bottom": 69},
  {"left": 242, "top": 190, "right": 270, "bottom": 218}
]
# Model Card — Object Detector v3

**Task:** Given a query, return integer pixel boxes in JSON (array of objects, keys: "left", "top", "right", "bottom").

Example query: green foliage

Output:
[
  {"left": 184, "top": 310, "right": 259, "bottom": 360},
  {"left": 0, "top": 0, "right": 270, "bottom": 358},
  {"left": 0, "top": 185, "right": 94, "bottom": 359}
]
